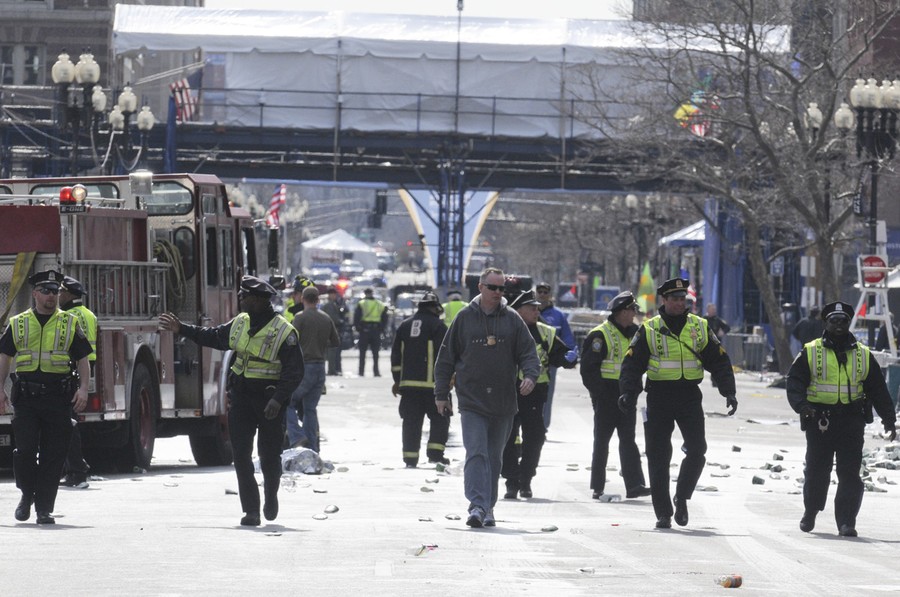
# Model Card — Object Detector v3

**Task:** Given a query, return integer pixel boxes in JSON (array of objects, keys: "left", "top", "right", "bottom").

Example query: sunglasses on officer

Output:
[{"left": 35, "top": 286, "right": 59, "bottom": 295}]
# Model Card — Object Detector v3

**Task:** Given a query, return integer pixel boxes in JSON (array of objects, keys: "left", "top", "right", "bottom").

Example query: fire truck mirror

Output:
[{"left": 129, "top": 170, "right": 153, "bottom": 197}]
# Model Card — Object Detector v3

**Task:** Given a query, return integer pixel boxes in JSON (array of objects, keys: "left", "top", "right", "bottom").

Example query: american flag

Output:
[
  {"left": 169, "top": 70, "right": 202, "bottom": 122},
  {"left": 266, "top": 184, "right": 286, "bottom": 228}
]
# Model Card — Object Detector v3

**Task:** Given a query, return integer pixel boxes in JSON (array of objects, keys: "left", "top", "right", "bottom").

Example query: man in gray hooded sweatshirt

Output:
[{"left": 434, "top": 267, "right": 540, "bottom": 528}]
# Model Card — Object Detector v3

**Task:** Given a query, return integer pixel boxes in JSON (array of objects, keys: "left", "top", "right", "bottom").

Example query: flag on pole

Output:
[
  {"left": 169, "top": 69, "right": 202, "bottom": 123},
  {"left": 266, "top": 184, "right": 286, "bottom": 228},
  {"left": 636, "top": 262, "right": 657, "bottom": 315}
]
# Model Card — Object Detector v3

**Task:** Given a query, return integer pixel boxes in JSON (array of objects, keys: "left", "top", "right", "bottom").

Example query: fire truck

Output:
[{"left": 0, "top": 172, "right": 261, "bottom": 471}]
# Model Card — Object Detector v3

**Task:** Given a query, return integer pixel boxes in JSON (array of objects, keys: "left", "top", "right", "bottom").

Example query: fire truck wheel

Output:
[
  {"left": 118, "top": 363, "right": 159, "bottom": 472},
  {"left": 189, "top": 418, "right": 233, "bottom": 467}
]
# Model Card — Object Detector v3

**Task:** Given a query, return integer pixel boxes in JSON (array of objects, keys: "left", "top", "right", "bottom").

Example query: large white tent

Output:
[
  {"left": 300, "top": 229, "right": 377, "bottom": 271},
  {"left": 113, "top": 6, "right": 790, "bottom": 137}
]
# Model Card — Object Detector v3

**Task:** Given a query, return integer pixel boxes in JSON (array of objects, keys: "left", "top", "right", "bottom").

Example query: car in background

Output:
[
  {"left": 339, "top": 259, "right": 365, "bottom": 278},
  {"left": 353, "top": 268, "right": 388, "bottom": 288},
  {"left": 376, "top": 251, "right": 397, "bottom": 272},
  {"left": 563, "top": 308, "right": 609, "bottom": 351},
  {"left": 308, "top": 267, "right": 338, "bottom": 284}
]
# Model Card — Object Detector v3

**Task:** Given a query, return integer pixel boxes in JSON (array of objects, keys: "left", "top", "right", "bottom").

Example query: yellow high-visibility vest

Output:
[
  {"left": 10, "top": 309, "right": 78, "bottom": 374},
  {"left": 644, "top": 314, "right": 709, "bottom": 381},
  {"left": 229, "top": 313, "right": 297, "bottom": 380},
  {"left": 804, "top": 338, "right": 869, "bottom": 405}
]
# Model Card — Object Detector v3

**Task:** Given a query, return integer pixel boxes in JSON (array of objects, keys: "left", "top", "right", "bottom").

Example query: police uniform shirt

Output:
[
  {"left": 619, "top": 306, "right": 736, "bottom": 397},
  {"left": 580, "top": 319, "right": 638, "bottom": 396},
  {"left": 0, "top": 311, "right": 93, "bottom": 383}
]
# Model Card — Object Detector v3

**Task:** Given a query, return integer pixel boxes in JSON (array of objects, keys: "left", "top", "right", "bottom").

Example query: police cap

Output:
[
  {"left": 28, "top": 269, "right": 64, "bottom": 289},
  {"left": 535, "top": 281, "right": 552, "bottom": 292},
  {"left": 268, "top": 275, "right": 286, "bottom": 291},
  {"left": 509, "top": 289, "right": 542, "bottom": 310},
  {"left": 821, "top": 301, "right": 854, "bottom": 321},
  {"left": 446, "top": 290, "right": 462, "bottom": 300},
  {"left": 608, "top": 290, "right": 637, "bottom": 313},
  {"left": 61, "top": 275, "right": 85, "bottom": 297},
  {"left": 239, "top": 275, "right": 277, "bottom": 298},
  {"left": 657, "top": 277, "right": 690, "bottom": 297}
]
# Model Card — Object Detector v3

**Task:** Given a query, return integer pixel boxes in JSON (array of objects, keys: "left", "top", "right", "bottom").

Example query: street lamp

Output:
[{"left": 832, "top": 77, "right": 900, "bottom": 346}]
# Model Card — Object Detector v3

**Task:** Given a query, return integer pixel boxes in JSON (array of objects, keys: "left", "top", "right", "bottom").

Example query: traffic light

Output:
[{"left": 375, "top": 189, "right": 388, "bottom": 215}]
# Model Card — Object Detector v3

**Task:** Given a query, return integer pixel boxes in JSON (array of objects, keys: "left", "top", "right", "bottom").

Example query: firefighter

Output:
[
  {"left": 59, "top": 275, "right": 96, "bottom": 489},
  {"left": 286, "top": 275, "right": 314, "bottom": 317},
  {"left": 355, "top": 287, "right": 387, "bottom": 377},
  {"left": 580, "top": 290, "right": 650, "bottom": 500},
  {"left": 618, "top": 277, "right": 737, "bottom": 529},
  {"left": 0, "top": 269, "right": 92, "bottom": 525},
  {"left": 390, "top": 291, "right": 449, "bottom": 467},
  {"left": 158, "top": 276, "right": 304, "bottom": 527},
  {"left": 786, "top": 301, "right": 897, "bottom": 537}
]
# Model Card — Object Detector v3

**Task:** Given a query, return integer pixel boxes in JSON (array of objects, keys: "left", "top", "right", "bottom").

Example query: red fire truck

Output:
[{"left": 0, "top": 172, "right": 261, "bottom": 471}]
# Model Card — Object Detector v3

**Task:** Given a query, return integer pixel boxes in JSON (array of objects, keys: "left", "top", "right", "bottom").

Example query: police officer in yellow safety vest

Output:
[
  {"left": 390, "top": 291, "right": 449, "bottom": 468},
  {"left": 442, "top": 290, "right": 467, "bottom": 325},
  {"left": 159, "top": 276, "right": 303, "bottom": 527},
  {"left": 354, "top": 287, "right": 388, "bottom": 377},
  {"left": 501, "top": 289, "right": 575, "bottom": 500},
  {"left": 59, "top": 275, "right": 96, "bottom": 488},
  {"left": 0, "top": 269, "right": 92, "bottom": 525},
  {"left": 580, "top": 290, "right": 650, "bottom": 501},
  {"left": 786, "top": 301, "right": 896, "bottom": 538},
  {"left": 619, "top": 277, "right": 737, "bottom": 530}
]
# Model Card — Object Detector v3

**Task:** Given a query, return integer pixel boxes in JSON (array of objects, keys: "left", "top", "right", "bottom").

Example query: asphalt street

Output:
[{"left": 1, "top": 353, "right": 899, "bottom": 596}]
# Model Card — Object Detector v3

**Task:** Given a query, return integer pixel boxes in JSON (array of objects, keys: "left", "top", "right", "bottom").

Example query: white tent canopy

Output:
[
  {"left": 113, "top": 6, "right": 790, "bottom": 135},
  {"left": 300, "top": 229, "right": 377, "bottom": 271},
  {"left": 658, "top": 220, "right": 705, "bottom": 247}
]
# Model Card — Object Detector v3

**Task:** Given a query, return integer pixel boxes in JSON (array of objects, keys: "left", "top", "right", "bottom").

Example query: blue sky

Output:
[{"left": 203, "top": 0, "right": 631, "bottom": 20}]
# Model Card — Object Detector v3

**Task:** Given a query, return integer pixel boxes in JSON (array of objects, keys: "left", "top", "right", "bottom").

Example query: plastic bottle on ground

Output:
[{"left": 715, "top": 574, "right": 742, "bottom": 588}]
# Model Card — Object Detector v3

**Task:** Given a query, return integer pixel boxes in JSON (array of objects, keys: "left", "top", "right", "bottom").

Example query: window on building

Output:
[{"left": 0, "top": 44, "right": 44, "bottom": 85}]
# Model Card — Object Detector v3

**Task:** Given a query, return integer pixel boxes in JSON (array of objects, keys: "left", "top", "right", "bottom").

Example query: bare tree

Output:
[{"left": 572, "top": 1, "right": 900, "bottom": 372}]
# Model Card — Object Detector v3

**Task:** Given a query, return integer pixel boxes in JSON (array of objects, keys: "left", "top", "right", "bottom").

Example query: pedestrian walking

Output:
[
  {"left": 535, "top": 282, "right": 577, "bottom": 430},
  {"left": 786, "top": 301, "right": 897, "bottom": 537},
  {"left": 158, "top": 275, "right": 303, "bottom": 526},
  {"left": 434, "top": 267, "right": 541, "bottom": 528},
  {"left": 355, "top": 287, "right": 388, "bottom": 377},
  {"left": 59, "top": 275, "right": 96, "bottom": 489},
  {"left": 619, "top": 277, "right": 737, "bottom": 529},
  {"left": 286, "top": 286, "right": 339, "bottom": 453},
  {"left": 792, "top": 306, "right": 824, "bottom": 346},
  {"left": 704, "top": 303, "right": 730, "bottom": 340},
  {"left": 501, "top": 289, "right": 575, "bottom": 500},
  {"left": 0, "top": 269, "right": 92, "bottom": 525},
  {"left": 390, "top": 291, "right": 450, "bottom": 468},
  {"left": 321, "top": 286, "right": 348, "bottom": 375},
  {"left": 580, "top": 290, "right": 650, "bottom": 500},
  {"left": 442, "top": 290, "right": 467, "bottom": 325}
]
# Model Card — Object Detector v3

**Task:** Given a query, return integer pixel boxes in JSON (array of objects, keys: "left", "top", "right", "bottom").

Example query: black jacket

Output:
[{"left": 391, "top": 309, "right": 448, "bottom": 389}]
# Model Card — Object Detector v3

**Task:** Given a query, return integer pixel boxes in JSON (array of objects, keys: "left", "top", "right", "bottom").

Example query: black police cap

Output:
[
  {"left": 240, "top": 275, "right": 277, "bottom": 298},
  {"left": 657, "top": 277, "right": 690, "bottom": 297},
  {"left": 509, "top": 289, "right": 542, "bottom": 310},
  {"left": 821, "top": 301, "right": 854, "bottom": 321},
  {"left": 28, "top": 269, "right": 63, "bottom": 289},
  {"left": 608, "top": 290, "right": 637, "bottom": 313},
  {"left": 61, "top": 275, "right": 85, "bottom": 297}
]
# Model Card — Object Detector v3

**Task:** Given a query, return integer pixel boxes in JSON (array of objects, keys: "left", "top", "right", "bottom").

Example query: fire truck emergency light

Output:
[{"left": 59, "top": 184, "right": 88, "bottom": 213}]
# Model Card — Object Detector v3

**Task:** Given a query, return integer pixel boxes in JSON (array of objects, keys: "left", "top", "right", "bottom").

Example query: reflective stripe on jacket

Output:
[
  {"left": 11, "top": 309, "right": 78, "bottom": 374},
  {"left": 645, "top": 314, "right": 709, "bottom": 381},
  {"left": 596, "top": 320, "right": 630, "bottom": 380},
  {"left": 518, "top": 322, "right": 554, "bottom": 384},
  {"left": 68, "top": 304, "right": 97, "bottom": 362},
  {"left": 229, "top": 313, "right": 297, "bottom": 380},
  {"left": 804, "top": 338, "right": 869, "bottom": 405}
]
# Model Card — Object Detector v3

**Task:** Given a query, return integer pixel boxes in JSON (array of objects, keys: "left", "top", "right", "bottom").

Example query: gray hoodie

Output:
[{"left": 434, "top": 295, "right": 541, "bottom": 417}]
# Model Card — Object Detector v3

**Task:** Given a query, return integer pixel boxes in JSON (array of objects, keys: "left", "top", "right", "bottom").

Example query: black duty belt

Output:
[{"left": 16, "top": 379, "right": 70, "bottom": 397}]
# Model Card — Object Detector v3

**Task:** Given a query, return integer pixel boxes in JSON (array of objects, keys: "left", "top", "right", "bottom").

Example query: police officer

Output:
[
  {"left": 501, "top": 289, "right": 575, "bottom": 499},
  {"left": 390, "top": 291, "right": 450, "bottom": 467},
  {"left": 59, "top": 275, "right": 96, "bottom": 488},
  {"left": 580, "top": 291, "right": 650, "bottom": 500},
  {"left": 355, "top": 287, "right": 387, "bottom": 377},
  {"left": 619, "top": 277, "right": 737, "bottom": 529},
  {"left": 159, "top": 276, "right": 303, "bottom": 526},
  {"left": 442, "top": 290, "right": 467, "bottom": 325},
  {"left": 0, "top": 269, "right": 92, "bottom": 525},
  {"left": 786, "top": 301, "right": 897, "bottom": 537},
  {"left": 285, "top": 275, "right": 314, "bottom": 317}
]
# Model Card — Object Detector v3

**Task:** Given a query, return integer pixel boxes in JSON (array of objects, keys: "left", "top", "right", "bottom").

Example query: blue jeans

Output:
[
  {"left": 286, "top": 361, "right": 326, "bottom": 452},
  {"left": 460, "top": 409, "right": 515, "bottom": 512}
]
